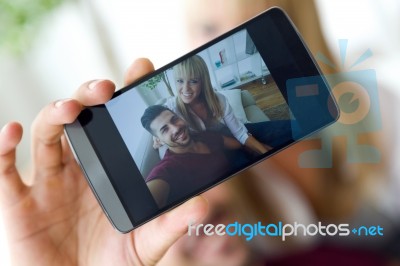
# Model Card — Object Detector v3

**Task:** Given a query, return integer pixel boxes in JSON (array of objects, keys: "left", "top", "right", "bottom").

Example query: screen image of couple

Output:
[{"left": 107, "top": 29, "right": 294, "bottom": 208}]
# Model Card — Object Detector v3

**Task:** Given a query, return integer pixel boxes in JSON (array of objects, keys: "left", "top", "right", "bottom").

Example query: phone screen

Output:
[
  {"left": 65, "top": 8, "right": 338, "bottom": 232},
  {"left": 106, "top": 27, "right": 292, "bottom": 204}
]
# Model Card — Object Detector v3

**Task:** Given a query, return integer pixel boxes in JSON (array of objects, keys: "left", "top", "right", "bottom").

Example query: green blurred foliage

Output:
[
  {"left": 143, "top": 71, "right": 174, "bottom": 96},
  {"left": 0, "top": 0, "right": 65, "bottom": 56},
  {"left": 143, "top": 73, "right": 163, "bottom": 90}
]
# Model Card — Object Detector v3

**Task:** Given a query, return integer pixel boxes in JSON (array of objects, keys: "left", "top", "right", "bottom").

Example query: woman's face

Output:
[{"left": 176, "top": 74, "right": 202, "bottom": 105}]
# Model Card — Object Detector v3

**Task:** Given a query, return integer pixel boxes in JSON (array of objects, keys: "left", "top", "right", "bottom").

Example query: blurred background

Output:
[{"left": 0, "top": 0, "right": 399, "bottom": 264}]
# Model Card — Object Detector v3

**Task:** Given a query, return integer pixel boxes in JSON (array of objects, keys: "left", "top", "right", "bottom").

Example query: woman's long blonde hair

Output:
[{"left": 173, "top": 55, "right": 224, "bottom": 131}]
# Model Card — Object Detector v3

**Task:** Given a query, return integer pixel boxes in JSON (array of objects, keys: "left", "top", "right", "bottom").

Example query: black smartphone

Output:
[{"left": 65, "top": 7, "right": 339, "bottom": 233}]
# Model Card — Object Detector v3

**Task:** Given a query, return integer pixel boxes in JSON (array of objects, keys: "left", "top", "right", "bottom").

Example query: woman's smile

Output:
[{"left": 176, "top": 76, "right": 202, "bottom": 104}]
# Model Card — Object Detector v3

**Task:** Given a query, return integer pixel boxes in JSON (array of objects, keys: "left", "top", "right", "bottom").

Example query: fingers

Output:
[
  {"left": 72, "top": 79, "right": 115, "bottom": 106},
  {"left": 152, "top": 136, "right": 162, "bottom": 149},
  {"left": 264, "top": 144, "right": 273, "bottom": 152},
  {"left": 0, "top": 122, "right": 27, "bottom": 207},
  {"left": 31, "top": 80, "right": 115, "bottom": 177},
  {"left": 0, "top": 123, "right": 23, "bottom": 156},
  {"left": 133, "top": 196, "right": 208, "bottom": 265},
  {"left": 30, "top": 57, "right": 154, "bottom": 177},
  {"left": 124, "top": 58, "right": 155, "bottom": 85}
]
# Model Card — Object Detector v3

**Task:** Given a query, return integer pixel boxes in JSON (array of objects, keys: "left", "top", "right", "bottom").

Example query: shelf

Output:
[{"left": 198, "top": 29, "right": 270, "bottom": 91}]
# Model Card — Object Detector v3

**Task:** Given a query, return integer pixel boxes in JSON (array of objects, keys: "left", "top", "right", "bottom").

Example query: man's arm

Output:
[{"left": 147, "top": 179, "right": 170, "bottom": 208}]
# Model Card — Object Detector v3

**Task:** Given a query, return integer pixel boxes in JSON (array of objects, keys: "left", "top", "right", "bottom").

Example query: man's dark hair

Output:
[{"left": 141, "top": 105, "right": 171, "bottom": 134}]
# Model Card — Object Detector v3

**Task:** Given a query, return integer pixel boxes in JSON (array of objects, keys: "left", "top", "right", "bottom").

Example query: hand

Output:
[
  {"left": 0, "top": 58, "right": 208, "bottom": 266},
  {"left": 244, "top": 135, "right": 269, "bottom": 155},
  {"left": 152, "top": 136, "right": 163, "bottom": 149},
  {"left": 263, "top": 144, "right": 273, "bottom": 153}
]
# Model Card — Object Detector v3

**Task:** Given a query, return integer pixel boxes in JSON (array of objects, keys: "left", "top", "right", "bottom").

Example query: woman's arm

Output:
[
  {"left": 222, "top": 136, "right": 242, "bottom": 150},
  {"left": 244, "top": 135, "right": 272, "bottom": 155},
  {"left": 216, "top": 93, "right": 272, "bottom": 154},
  {"left": 217, "top": 93, "right": 249, "bottom": 144}
]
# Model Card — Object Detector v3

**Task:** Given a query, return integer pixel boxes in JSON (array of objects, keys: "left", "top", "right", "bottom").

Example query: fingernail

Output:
[
  {"left": 88, "top": 79, "right": 104, "bottom": 91},
  {"left": 0, "top": 124, "right": 8, "bottom": 134},
  {"left": 55, "top": 98, "right": 72, "bottom": 108}
]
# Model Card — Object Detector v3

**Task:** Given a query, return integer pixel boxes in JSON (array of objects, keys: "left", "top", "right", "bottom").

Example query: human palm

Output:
[{"left": 0, "top": 59, "right": 208, "bottom": 266}]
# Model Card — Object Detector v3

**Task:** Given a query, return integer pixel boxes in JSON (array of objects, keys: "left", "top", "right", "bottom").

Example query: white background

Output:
[{"left": 1, "top": 0, "right": 399, "bottom": 264}]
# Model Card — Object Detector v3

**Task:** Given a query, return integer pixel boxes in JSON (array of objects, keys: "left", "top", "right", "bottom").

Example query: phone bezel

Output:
[{"left": 65, "top": 7, "right": 339, "bottom": 232}]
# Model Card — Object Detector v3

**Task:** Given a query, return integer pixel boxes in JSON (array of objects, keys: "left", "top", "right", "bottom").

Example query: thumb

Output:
[{"left": 131, "top": 196, "right": 208, "bottom": 265}]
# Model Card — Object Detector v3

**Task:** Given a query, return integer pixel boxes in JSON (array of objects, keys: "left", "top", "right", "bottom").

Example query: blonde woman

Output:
[{"left": 162, "top": 55, "right": 292, "bottom": 158}]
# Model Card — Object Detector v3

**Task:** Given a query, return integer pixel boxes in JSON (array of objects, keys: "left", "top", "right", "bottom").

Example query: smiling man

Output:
[{"left": 141, "top": 105, "right": 241, "bottom": 208}]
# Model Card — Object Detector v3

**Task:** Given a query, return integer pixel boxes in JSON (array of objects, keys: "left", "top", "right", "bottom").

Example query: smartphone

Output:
[{"left": 65, "top": 7, "right": 339, "bottom": 233}]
